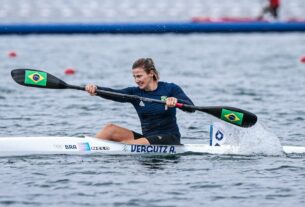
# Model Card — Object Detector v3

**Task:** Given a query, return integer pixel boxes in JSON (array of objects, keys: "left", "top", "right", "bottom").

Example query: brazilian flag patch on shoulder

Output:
[
  {"left": 221, "top": 109, "right": 244, "bottom": 126},
  {"left": 24, "top": 70, "right": 47, "bottom": 86}
]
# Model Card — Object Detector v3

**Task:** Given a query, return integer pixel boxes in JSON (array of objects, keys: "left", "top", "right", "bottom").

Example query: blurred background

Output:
[{"left": 0, "top": 0, "right": 304, "bottom": 23}]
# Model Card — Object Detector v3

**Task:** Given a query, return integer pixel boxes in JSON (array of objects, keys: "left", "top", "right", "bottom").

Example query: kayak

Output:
[{"left": 0, "top": 136, "right": 304, "bottom": 157}]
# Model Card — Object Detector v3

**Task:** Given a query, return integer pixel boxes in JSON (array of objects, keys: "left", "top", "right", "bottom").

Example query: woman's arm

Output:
[
  {"left": 85, "top": 84, "right": 136, "bottom": 103},
  {"left": 170, "top": 83, "right": 195, "bottom": 113}
]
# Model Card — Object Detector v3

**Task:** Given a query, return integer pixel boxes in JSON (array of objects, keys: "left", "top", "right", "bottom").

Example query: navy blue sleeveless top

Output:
[{"left": 97, "top": 82, "right": 194, "bottom": 138}]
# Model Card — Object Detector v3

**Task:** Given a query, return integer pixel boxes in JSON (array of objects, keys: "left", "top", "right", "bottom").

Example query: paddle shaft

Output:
[{"left": 66, "top": 84, "right": 186, "bottom": 108}]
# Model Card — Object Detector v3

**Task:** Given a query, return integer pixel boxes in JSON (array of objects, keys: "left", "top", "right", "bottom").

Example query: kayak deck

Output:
[{"left": 0, "top": 136, "right": 304, "bottom": 157}]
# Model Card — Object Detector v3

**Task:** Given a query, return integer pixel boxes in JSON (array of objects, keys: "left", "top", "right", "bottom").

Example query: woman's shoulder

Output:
[
  {"left": 122, "top": 86, "right": 139, "bottom": 94},
  {"left": 158, "top": 82, "right": 184, "bottom": 96},
  {"left": 159, "top": 81, "right": 181, "bottom": 89}
]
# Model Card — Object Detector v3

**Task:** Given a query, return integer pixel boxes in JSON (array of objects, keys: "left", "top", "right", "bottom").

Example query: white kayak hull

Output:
[{"left": 0, "top": 136, "right": 304, "bottom": 157}]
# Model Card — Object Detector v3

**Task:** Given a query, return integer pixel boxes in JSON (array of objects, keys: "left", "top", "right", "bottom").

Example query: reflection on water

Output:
[{"left": 136, "top": 156, "right": 181, "bottom": 170}]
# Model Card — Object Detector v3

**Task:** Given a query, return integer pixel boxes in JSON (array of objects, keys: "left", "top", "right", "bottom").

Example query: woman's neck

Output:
[{"left": 144, "top": 81, "right": 158, "bottom": 91}]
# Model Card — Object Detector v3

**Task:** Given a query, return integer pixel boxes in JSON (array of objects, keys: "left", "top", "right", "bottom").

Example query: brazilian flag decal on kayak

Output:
[
  {"left": 24, "top": 70, "right": 47, "bottom": 86},
  {"left": 221, "top": 109, "right": 244, "bottom": 126}
]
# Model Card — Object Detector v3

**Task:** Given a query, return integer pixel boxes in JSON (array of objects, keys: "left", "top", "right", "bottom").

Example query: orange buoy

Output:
[
  {"left": 64, "top": 68, "right": 76, "bottom": 75},
  {"left": 8, "top": 51, "right": 17, "bottom": 58}
]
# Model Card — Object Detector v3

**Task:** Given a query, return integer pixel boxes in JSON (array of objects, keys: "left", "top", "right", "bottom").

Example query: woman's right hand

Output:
[{"left": 85, "top": 84, "right": 97, "bottom": 96}]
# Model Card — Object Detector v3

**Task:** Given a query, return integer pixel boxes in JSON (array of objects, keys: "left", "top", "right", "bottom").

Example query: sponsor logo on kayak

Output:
[
  {"left": 65, "top": 144, "right": 77, "bottom": 150},
  {"left": 215, "top": 130, "right": 224, "bottom": 141},
  {"left": 24, "top": 70, "right": 47, "bottom": 86},
  {"left": 123, "top": 145, "right": 129, "bottom": 152},
  {"left": 221, "top": 109, "right": 244, "bottom": 126},
  {"left": 130, "top": 145, "right": 176, "bottom": 153},
  {"left": 79, "top": 143, "right": 111, "bottom": 151},
  {"left": 64, "top": 143, "right": 110, "bottom": 151},
  {"left": 78, "top": 142, "right": 91, "bottom": 151},
  {"left": 91, "top": 146, "right": 110, "bottom": 151},
  {"left": 210, "top": 122, "right": 227, "bottom": 146},
  {"left": 53, "top": 144, "right": 63, "bottom": 149}
]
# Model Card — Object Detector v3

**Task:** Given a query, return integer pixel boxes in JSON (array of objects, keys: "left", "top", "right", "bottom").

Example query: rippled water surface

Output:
[{"left": 0, "top": 34, "right": 305, "bottom": 206}]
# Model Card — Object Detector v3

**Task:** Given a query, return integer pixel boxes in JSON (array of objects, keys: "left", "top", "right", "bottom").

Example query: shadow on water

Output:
[{"left": 135, "top": 155, "right": 181, "bottom": 170}]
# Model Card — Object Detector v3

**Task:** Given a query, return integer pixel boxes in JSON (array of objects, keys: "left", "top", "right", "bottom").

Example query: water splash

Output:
[{"left": 215, "top": 121, "right": 283, "bottom": 155}]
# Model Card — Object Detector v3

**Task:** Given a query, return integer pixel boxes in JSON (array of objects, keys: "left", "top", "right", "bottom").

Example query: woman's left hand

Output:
[{"left": 166, "top": 97, "right": 178, "bottom": 108}]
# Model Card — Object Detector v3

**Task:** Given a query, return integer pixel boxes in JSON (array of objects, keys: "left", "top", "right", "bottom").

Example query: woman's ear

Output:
[{"left": 148, "top": 71, "right": 154, "bottom": 78}]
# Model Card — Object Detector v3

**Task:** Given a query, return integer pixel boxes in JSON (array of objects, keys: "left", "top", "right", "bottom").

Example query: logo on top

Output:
[
  {"left": 215, "top": 130, "right": 224, "bottom": 141},
  {"left": 78, "top": 142, "right": 91, "bottom": 151},
  {"left": 209, "top": 122, "right": 227, "bottom": 146}
]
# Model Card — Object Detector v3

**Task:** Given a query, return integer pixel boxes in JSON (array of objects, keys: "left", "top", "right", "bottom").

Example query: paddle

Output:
[{"left": 11, "top": 69, "right": 257, "bottom": 128}]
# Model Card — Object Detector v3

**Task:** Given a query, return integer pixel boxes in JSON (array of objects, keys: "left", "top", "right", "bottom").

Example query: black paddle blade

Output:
[
  {"left": 198, "top": 106, "right": 257, "bottom": 128},
  {"left": 11, "top": 69, "right": 68, "bottom": 89}
]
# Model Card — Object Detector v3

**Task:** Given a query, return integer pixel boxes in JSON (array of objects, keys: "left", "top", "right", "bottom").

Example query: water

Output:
[{"left": 1, "top": 33, "right": 305, "bottom": 206}]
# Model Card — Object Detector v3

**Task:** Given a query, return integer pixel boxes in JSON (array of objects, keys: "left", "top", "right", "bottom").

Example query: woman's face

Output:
[{"left": 132, "top": 67, "right": 154, "bottom": 90}]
